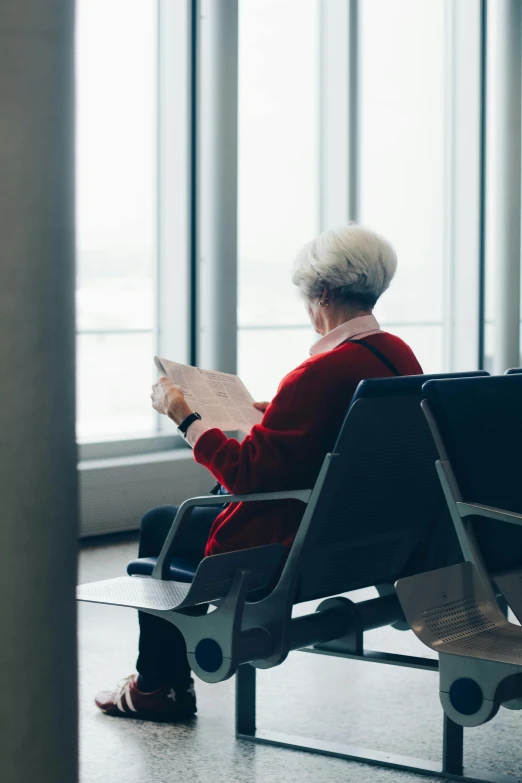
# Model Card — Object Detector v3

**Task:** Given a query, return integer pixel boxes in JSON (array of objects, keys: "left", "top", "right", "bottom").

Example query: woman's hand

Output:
[
  {"left": 151, "top": 377, "right": 193, "bottom": 425},
  {"left": 253, "top": 401, "right": 271, "bottom": 413}
]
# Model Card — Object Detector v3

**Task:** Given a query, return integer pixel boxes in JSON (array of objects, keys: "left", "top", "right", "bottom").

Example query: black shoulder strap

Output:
[{"left": 342, "top": 337, "right": 402, "bottom": 377}]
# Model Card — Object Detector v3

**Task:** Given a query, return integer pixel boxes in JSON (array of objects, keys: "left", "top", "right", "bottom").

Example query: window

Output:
[
  {"left": 238, "top": 0, "right": 456, "bottom": 399},
  {"left": 77, "top": 0, "right": 488, "bottom": 449},
  {"left": 76, "top": 1, "right": 191, "bottom": 443},
  {"left": 359, "top": 0, "right": 447, "bottom": 373},
  {"left": 76, "top": 0, "right": 158, "bottom": 439},
  {"left": 237, "top": 0, "right": 320, "bottom": 401}
]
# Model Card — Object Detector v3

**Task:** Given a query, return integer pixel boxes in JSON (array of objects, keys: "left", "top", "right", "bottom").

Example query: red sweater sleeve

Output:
[{"left": 193, "top": 364, "right": 332, "bottom": 494}]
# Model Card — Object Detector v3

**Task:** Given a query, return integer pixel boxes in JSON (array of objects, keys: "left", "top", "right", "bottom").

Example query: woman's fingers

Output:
[
  {"left": 253, "top": 401, "right": 271, "bottom": 412},
  {"left": 151, "top": 377, "right": 185, "bottom": 416}
]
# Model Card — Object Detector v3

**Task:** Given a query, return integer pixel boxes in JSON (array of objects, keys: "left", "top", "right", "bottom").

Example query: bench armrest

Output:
[
  {"left": 153, "top": 489, "right": 312, "bottom": 579},
  {"left": 457, "top": 502, "right": 522, "bottom": 527}
]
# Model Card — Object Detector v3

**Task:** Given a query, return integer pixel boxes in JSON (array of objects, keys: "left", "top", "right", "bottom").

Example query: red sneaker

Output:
[{"left": 95, "top": 675, "right": 197, "bottom": 722}]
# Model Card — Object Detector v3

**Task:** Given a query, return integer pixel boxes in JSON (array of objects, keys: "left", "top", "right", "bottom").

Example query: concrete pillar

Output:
[{"left": 0, "top": 2, "right": 78, "bottom": 782}]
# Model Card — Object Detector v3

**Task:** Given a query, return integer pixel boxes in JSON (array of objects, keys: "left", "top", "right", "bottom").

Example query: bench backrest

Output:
[
  {"left": 423, "top": 374, "right": 522, "bottom": 575},
  {"left": 287, "top": 371, "right": 487, "bottom": 603}
]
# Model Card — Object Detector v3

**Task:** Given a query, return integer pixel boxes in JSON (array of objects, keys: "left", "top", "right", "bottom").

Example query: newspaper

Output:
[{"left": 155, "top": 356, "right": 264, "bottom": 434}]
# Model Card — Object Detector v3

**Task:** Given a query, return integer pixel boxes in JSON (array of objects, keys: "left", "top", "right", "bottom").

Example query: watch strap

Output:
[{"left": 177, "top": 411, "right": 202, "bottom": 437}]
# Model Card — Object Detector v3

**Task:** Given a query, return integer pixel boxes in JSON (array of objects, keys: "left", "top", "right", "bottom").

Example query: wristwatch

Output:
[{"left": 177, "top": 411, "right": 202, "bottom": 438}]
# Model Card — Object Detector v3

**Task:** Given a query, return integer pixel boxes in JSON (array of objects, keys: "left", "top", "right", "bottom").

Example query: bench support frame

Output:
[{"left": 235, "top": 649, "right": 520, "bottom": 783}]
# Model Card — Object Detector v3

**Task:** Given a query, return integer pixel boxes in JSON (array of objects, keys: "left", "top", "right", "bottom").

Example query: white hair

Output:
[{"left": 292, "top": 224, "right": 398, "bottom": 307}]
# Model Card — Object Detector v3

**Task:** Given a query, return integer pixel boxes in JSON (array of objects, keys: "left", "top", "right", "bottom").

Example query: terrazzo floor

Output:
[{"left": 79, "top": 535, "right": 522, "bottom": 783}]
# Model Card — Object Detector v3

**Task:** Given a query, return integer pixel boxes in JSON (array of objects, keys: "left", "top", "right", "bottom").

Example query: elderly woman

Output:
[{"left": 95, "top": 223, "right": 422, "bottom": 720}]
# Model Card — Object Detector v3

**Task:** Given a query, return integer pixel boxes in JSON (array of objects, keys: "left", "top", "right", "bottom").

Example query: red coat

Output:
[{"left": 194, "top": 332, "right": 423, "bottom": 556}]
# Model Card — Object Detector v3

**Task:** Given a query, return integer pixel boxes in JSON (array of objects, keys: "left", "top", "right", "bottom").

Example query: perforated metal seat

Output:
[
  {"left": 397, "top": 561, "right": 522, "bottom": 727},
  {"left": 77, "top": 543, "right": 284, "bottom": 611},
  {"left": 78, "top": 575, "right": 192, "bottom": 611},
  {"left": 124, "top": 554, "right": 275, "bottom": 602}
]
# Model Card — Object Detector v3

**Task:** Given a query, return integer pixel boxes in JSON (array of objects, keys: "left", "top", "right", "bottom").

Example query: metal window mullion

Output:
[
  {"left": 444, "top": 0, "right": 484, "bottom": 372},
  {"left": 487, "top": 0, "right": 522, "bottom": 373},
  {"left": 190, "top": 0, "right": 199, "bottom": 367},
  {"left": 478, "top": 0, "right": 488, "bottom": 370},
  {"left": 348, "top": 0, "right": 359, "bottom": 223},
  {"left": 319, "top": 0, "right": 358, "bottom": 229},
  {"left": 154, "top": 0, "right": 161, "bottom": 437},
  {"left": 197, "top": 0, "right": 239, "bottom": 373},
  {"left": 77, "top": 328, "right": 154, "bottom": 336}
]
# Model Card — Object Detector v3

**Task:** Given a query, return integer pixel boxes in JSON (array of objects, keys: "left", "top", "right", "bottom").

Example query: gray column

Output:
[
  {"left": 197, "top": 0, "right": 239, "bottom": 373},
  {"left": 0, "top": 3, "right": 78, "bottom": 783},
  {"left": 488, "top": 0, "right": 522, "bottom": 373}
]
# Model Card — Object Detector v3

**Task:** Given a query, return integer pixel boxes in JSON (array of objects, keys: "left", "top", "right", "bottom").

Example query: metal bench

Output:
[
  {"left": 396, "top": 375, "right": 522, "bottom": 741},
  {"left": 78, "top": 371, "right": 489, "bottom": 781}
]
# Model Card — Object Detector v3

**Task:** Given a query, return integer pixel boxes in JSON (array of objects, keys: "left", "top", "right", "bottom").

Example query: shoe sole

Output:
[{"left": 100, "top": 708, "right": 197, "bottom": 723}]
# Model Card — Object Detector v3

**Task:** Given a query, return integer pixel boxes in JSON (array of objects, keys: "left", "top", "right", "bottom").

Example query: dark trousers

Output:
[{"left": 135, "top": 504, "right": 222, "bottom": 688}]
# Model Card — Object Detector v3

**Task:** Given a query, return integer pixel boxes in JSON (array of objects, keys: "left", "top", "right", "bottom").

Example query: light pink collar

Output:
[{"left": 310, "top": 314, "right": 381, "bottom": 357}]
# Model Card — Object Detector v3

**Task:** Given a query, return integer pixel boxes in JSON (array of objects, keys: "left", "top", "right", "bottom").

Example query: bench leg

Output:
[
  {"left": 235, "top": 655, "right": 518, "bottom": 783},
  {"left": 236, "top": 664, "right": 256, "bottom": 736},
  {"left": 443, "top": 714, "right": 464, "bottom": 776}
]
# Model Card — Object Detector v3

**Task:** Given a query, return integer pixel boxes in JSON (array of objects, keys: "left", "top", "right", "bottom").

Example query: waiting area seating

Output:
[
  {"left": 78, "top": 370, "right": 522, "bottom": 782},
  {"left": 397, "top": 374, "right": 522, "bottom": 731}
]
